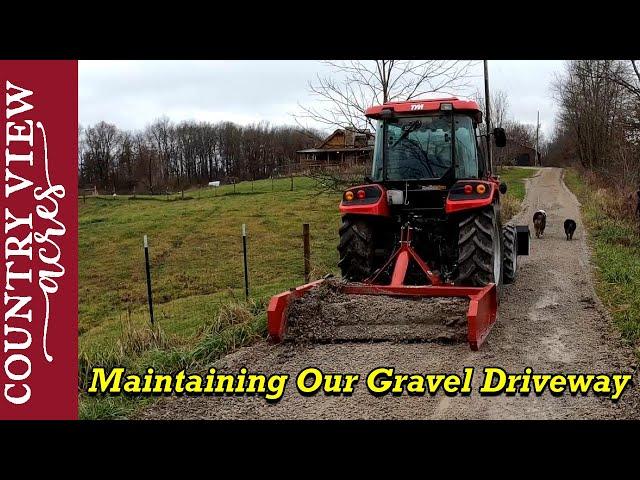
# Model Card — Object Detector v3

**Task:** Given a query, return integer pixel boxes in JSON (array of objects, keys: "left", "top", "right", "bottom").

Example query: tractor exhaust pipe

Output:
[{"left": 484, "top": 59, "right": 493, "bottom": 175}]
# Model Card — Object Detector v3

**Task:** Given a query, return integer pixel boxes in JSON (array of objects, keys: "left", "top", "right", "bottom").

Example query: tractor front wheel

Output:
[
  {"left": 502, "top": 223, "right": 518, "bottom": 284},
  {"left": 455, "top": 206, "right": 503, "bottom": 288}
]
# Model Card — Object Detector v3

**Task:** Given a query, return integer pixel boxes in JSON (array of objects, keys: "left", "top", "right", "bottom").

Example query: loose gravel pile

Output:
[{"left": 285, "top": 279, "right": 469, "bottom": 343}]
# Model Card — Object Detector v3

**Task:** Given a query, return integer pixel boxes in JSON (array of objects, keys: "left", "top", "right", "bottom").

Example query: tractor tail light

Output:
[
  {"left": 344, "top": 191, "right": 354, "bottom": 201},
  {"left": 476, "top": 184, "right": 486, "bottom": 194},
  {"left": 464, "top": 184, "right": 473, "bottom": 194},
  {"left": 356, "top": 189, "right": 366, "bottom": 199}
]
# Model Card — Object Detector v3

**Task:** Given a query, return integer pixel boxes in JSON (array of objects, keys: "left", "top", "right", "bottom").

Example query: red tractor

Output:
[{"left": 268, "top": 97, "right": 529, "bottom": 349}]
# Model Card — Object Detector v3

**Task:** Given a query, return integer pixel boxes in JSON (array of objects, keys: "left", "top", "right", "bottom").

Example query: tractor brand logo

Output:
[{"left": 410, "top": 104, "right": 424, "bottom": 111}]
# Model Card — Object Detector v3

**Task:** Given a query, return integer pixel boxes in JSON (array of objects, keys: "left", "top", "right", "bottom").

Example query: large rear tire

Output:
[
  {"left": 338, "top": 216, "right": 375, "bottom": 281},
  {"left": 455, "top": 206, "right": 503, "bottom": 287},
  {"left": 502, "top": 223, "right": 518, "bottom": 284}
]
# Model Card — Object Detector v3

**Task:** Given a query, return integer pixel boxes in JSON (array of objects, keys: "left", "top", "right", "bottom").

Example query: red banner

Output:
[{"left": 1, "top": 61, "right": 78, "bottom": 419}]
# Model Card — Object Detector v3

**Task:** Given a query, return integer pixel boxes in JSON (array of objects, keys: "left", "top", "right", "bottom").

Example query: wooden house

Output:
[{"left": 297, "top": 128, "right": 374, "bottom": 168}]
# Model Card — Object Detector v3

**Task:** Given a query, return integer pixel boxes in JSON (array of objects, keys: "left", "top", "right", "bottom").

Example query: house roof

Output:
[{"left": 317, "top": 128, "right": 373, "bottom": 149}]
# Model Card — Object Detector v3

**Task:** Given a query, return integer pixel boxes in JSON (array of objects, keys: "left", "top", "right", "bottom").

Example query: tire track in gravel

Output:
[{"left": 138, "top": 167, "right": 640, "bottom": 419}]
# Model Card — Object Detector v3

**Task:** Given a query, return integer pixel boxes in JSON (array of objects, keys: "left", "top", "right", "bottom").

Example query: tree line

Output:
[
  {"left": 547, "top": 60, "right": 640, "bottom": 190},
  {"left": 79, "top": 118, "right": 322, "bottom": 194}
]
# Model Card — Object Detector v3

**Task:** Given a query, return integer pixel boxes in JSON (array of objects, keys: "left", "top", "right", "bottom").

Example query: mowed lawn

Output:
[{"left": 79, "top": 167, "right": 535, "bottom": 418}]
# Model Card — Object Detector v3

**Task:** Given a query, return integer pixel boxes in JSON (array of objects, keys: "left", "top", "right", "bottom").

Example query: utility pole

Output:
[
  {"left": 535, "top": 110, "right": 540, "bottom": 166},
  {"left": 483, "top": 60, "right": 493, "bottom": 174}
]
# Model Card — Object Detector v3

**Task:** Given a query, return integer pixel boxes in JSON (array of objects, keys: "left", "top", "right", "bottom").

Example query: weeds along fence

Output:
[
  {"left": 78, "top": 209, "right": 326, "bottom": 399},
  {"left": 576, "top": 167, "right": 640, "bottom": 226},
  {"left": 77, "top": 298, "right": 267, "bottom": 394}
]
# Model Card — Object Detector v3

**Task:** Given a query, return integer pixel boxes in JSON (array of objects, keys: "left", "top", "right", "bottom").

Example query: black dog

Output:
[{"left": 564, "top": 219, "right": 577, "bottom": 240}]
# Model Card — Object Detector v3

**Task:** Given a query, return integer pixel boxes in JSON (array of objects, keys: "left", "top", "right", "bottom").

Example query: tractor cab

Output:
[
  {"left": 367, "top": 97, "right": 487, "bottom": 187},
  {"left": 361, "top": 97, "right": 505, "bottom": 217}
]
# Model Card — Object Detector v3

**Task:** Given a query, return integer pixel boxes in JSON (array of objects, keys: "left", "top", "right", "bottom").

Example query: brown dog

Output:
[{"left": 533, "top": 210, "right": 546, "bottom": 238}]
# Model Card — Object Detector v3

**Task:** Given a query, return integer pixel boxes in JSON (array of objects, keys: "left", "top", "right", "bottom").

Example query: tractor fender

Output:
[
  {"left": 339, "top": 184, "right": 391, "bottom": 217},
  {"left": 445, "top": 180, "right": 497, "bottom": 214}
]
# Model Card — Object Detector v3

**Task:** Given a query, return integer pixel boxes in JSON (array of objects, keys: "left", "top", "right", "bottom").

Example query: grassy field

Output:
[
  {"left": 498, "top": 165, "right": 534, "bottom": 201},
  {"left": 78, "top": 167, "right": 535, "bottom": 419},
  {"left": 564, "top": 169, "right": 640, "bottom": 355}
]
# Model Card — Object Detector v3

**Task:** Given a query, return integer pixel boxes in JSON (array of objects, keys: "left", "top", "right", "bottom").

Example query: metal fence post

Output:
[
  {"left": 144, "top": 235, "right": 155, "bottom": 326},
  {"left": 242, "top": 224, "right": 249, "bottom": 300}
]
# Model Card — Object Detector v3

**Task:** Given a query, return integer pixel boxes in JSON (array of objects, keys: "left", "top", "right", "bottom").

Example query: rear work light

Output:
[
  {"left": 356, "top": 189, "right": 366, "bottom": 199},
  {"left": 440, "top": 103, "right": 453, "bottom": 111}
]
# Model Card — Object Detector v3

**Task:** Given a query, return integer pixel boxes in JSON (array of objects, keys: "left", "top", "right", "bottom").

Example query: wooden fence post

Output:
[{"left": 303, "top": 223, "right": 310, "bottom": 283}]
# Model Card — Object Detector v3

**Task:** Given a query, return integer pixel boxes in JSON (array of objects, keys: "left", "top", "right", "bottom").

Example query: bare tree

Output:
[
  {"left": 474, "top": 89, "right": 514, "bottom": 166},
  {"left": 552, "top": 60, "right": 640, "bottom": 189},
  {"left": 82, "top": 121, "right": 120, "bottom": 191},
  {"left": 296, "top": 60, "right": 477, "bottom": 131},
  {"left": 592, "top": 60, "right": 640, "bottom": 100},
  {"left": 475, "top": 89, "right": 510, "bottom": 130}
]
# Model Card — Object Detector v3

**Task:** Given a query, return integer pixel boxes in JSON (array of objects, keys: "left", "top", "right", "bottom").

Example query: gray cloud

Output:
[{"left": 79, "top": 60, "right": 564, "bottom": 138}]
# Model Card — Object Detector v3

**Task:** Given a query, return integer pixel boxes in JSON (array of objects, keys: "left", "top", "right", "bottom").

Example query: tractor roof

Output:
[{"left": 365, "top": 97, "right": 482, "bottom": 122}]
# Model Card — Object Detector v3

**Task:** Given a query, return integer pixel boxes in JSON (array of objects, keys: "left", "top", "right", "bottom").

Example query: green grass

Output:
[
  {"left": 564, "top": 169, "right": 640, "bottom": 353},
  {"left": 79, "top": 168, "right": 535, "bottom": 418},
  {"left": 79, "top": 177, "right": 340, "bottom": 351},
  {"left": 79, "top": 177, "right": 341, "bottom": 418},
  {"left": 497, "top": 166, "right": 537, "bottom": 220},
  {"left": 498, "top": 166, "right": 534, "bottom": 202}
]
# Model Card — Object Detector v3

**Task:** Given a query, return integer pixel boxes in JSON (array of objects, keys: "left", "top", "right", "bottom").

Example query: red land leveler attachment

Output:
[{"left": 267, "top": 224, "right": 498, "bottom": 350}]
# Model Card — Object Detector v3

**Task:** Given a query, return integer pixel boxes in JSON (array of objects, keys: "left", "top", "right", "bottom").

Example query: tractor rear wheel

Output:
[
  {"left": 455, "top": 206, "right": 503, "bottom": 287},
  {"left": 502, "top": 223, "right": 518, "bottom": 284},
  {"left": 338, "top": 216, "right": 376, "bottom": 281}
]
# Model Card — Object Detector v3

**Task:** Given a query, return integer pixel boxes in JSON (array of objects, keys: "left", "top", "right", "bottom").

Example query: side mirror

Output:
[
  {"left": 493, "top": 127, "right": 506, "bottom": 148},
  {"left": 499, "top": 183, "right": 507, "bottom": 194}
]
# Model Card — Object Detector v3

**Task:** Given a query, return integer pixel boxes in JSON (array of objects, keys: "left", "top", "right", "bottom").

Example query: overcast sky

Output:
[{"left": 79, "top": 60, "right": 564, "bottom": 138}]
